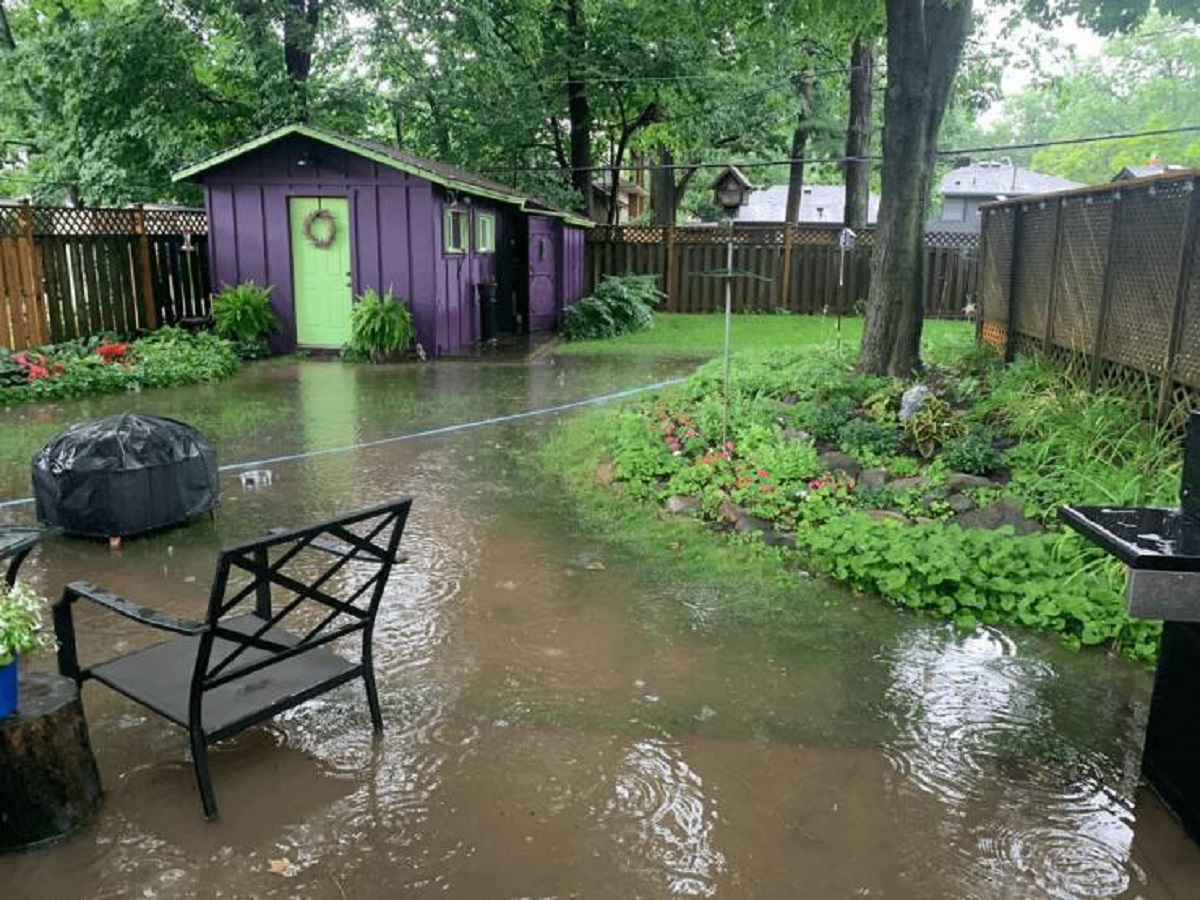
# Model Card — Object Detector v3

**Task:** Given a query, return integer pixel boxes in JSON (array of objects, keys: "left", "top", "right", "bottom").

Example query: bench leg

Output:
[{"left": 189, "top": 728, "right": 219, "bottom": 819}]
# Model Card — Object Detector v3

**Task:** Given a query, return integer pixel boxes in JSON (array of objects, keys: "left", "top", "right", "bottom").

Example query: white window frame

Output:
[
  {"left": 443, "top": 207, "right": 469, "bottom": 254},
  {"left": 476, "top": 213, "right": 496, "bottom": 254}
]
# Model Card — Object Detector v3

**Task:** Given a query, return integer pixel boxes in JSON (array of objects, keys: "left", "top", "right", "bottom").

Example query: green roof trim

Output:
[{"left": 173, "top": 124, "right": 594, "bottom": 228}]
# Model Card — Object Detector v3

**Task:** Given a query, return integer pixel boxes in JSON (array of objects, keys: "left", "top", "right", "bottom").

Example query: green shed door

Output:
[{"left": 290, "top": 197, "right": 353, "bottom": 348}]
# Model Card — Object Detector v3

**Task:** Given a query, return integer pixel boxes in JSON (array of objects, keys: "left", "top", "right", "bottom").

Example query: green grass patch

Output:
[{"left": 553, "top": 313, "right": 974, "bottom": 361}]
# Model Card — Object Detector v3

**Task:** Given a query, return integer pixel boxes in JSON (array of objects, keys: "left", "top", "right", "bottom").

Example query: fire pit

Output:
[
  {"left": 32, "top": 414, "right": 218, "bottom": 540},
  {"left": 1061, "top": 411, "right": 1200, "bottom": 842}
]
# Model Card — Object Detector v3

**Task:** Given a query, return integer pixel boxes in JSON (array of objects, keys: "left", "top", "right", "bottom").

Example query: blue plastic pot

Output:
[{"left": 0, "top": 657, "right": 16, "bottom": 720}]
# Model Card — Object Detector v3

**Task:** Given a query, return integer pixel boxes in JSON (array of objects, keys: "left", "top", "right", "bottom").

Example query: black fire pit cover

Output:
[{"left": 32, "top": 414, "right": 219, "bottom": 538}]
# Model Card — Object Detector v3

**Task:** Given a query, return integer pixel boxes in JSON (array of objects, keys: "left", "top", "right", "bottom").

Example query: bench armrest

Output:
[
  {"left": 266, "top": 528, "right": 408, "bottom": 564},
  {"left": 59, "top": 581, "right": 205, "bottom": 635}
]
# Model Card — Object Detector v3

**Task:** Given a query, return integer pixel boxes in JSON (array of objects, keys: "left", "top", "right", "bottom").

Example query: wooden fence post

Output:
[
  {"left": 17, "top": 201, "right": 48, "bottom": 346},
  {"left": 664, "top": 224, "right": 677, "bottom": 311},
  {"left": 133, "top": 204, "right": 158, "bottom": 330},
  {"left": 1157, "top": 176, "right": 1200, "bottom": 420},
  {"left": 780, "top": 224, "right": 795, "bottom": 311},
  {"left": 1089, "top": 192, "right": 1124, "bottom": 390},
  {"left": 1041, "top": 197, "right": 1066, "bottom": 352},
  {"left": 1004, "top": 204, "right": 1024, "bottom": 362}
]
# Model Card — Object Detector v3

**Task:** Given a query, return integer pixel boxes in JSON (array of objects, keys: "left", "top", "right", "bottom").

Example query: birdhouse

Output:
[{"left": 711, "top": 166, "right": 754, "bottom": 214}]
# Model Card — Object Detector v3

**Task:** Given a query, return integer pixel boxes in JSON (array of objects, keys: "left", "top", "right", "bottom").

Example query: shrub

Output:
[
  {"left": 134, "top": 328, "right": 239, "bottom": 388},
  {"left": 837, "top": 417, "right": 902, "bottom": 462},
  {"left": 902, "top": 395, "right": 965, "bottom": 457},
  {"left": 941, "top": 426, "right": 1003, "bottom": 475},
  {"left": 561, "top": 275, "right": 663, "bottom": 341},
  {"left": 212, "top": 282, "right": 279, "bottom": 358},
  {"left": 804, "top": 396, "right": 858, "bottom": 442},
  {"left": 346, "top": 289, "right": 415, "bottom": 362}
]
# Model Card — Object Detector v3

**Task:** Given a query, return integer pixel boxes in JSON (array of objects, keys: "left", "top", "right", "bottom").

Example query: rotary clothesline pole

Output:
[{"left": 723, "top": 222, "right": 734, "bottom": 444}]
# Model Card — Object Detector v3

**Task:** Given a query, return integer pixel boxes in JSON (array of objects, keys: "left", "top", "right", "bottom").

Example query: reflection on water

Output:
[{"left": 1, "top": 352, "right": 1198, "bottom": 898}]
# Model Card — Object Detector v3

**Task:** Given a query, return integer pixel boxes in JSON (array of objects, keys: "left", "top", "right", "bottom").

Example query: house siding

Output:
[{"left": 199, "top": 132, "right": 579, "bottom": 354}]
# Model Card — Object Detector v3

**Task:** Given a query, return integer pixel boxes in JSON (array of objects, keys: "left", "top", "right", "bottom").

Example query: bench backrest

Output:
[{"left": 191, "top": 498, "right": 412, "bottom": 693}]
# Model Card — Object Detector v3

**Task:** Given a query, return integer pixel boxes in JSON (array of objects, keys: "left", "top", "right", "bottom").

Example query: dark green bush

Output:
[
  {"left": 804, "top": 396, "right": 858, "bottom": 442},
  {"left": 561, "top": 275, "right": 663, "bottom": 341},
  {"left": 836, "top": 417, "right": 902, "bottom": 461},
  {"left": 346, "top": 289, "right": 416, "bottom": 362},
  {"left": 941, "top": 426, "right": 1003, "bottom": 475},
  {"left": 212, "top": 282, "right": 280, "bottom": 358}
]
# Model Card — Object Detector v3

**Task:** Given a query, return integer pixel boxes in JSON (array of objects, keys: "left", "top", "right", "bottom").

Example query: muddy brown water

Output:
[{"left": 1, "top": 356, "right": 1198, "bottom": 898}]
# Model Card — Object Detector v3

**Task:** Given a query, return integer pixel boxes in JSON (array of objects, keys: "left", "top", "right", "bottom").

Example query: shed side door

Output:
[
  {"left": 527, "top": 217, "right": 558, "bottom": 333},
  {"left": 290, "top": 197, "right": 353, "bottom": 348}
]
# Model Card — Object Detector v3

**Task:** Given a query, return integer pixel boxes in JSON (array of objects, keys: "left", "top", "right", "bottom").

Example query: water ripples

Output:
[{"left": 883, "top": 625, "right": 1141, "bottom": 898}]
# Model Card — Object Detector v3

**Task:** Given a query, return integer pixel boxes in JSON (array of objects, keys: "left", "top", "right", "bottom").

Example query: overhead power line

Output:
[{"left": 485, "top": 124, "right": 1200, "bottom": 176}]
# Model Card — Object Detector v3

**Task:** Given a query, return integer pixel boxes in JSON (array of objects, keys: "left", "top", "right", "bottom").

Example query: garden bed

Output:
[
  {"left": 0, "top": 329, "right": 240, "bottom": 405},
  {"left": 545, "top": 340, "right": 1177, "bottom": 663}
]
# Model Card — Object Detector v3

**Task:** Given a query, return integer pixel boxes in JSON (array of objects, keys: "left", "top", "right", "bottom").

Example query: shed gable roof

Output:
[{"left": 173, "top": 124, "right": 592, "bottom": 227}]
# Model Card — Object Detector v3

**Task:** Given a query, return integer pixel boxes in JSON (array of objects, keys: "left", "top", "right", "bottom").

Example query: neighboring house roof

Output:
[
  {"left": 1112, "top": 163, "right": 1190, "bottom": 181},
  {"left": 939, "top": 161, "right": 1082, "bottom": 199},
  {"left": 733, "top": 184, "right": 879, "bottom": 224},
  {"left": 173, "top": 124, "right": 593, "bottom": 228}
]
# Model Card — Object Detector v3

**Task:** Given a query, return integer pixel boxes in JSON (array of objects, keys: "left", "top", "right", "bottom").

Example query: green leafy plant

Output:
[
  {"left": 903, "top": 396, "right": 965, "bottom": 457},
  {"left": 941, "top": 426, "right": 1003, "bottom": 475},
  {"left": 803, "top": 396, "right": 858, "bottom": 442},
  {"left": 346, "top": 289, "right": 415, "bottom": 362},
  {"left": 837, "top": 417, "right": 902, "bottom": 462},
  {"left": 561, "top": 275, "right": 664, "bottom": 341},
  {"left": 211, "top": 282, "right": 279, "bottom": 358},
  {"left": 0, "top": 581, "right": 53, "bottom": 666}
]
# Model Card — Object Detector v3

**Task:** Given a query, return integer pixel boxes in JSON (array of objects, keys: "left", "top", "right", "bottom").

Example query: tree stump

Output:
[{"left": 0, "top": 674, "right": 102, "bottom": 851}]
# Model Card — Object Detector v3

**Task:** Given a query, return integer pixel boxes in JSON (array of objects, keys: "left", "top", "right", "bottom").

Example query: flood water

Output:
[{"left": 1, "top": 354, "right": 1199, "bottom": 898}]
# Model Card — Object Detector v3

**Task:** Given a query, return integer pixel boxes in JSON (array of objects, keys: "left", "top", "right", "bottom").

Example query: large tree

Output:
[{"left": 857, "top": 0, "right": 974, "bottom": 376}]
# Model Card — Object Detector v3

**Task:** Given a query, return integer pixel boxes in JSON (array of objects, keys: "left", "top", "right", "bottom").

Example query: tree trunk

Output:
[
  {"left": 857, "top": 0, "right": 972, "bottom": 376},
  {"left": 0, "top": 674, "right": 102, "bottom": 850},
  {"left": 284, "top": 0, "right": 321, "bottom": 118},
  {"left": 844, "top": 37, "right": 874, "bottom": 229},
  {"left": 651, "top": 147, "right": 676, "bottom": 225},
  {"left": 784, "top": 77, "right": 814, "bottom": 224},
  {"left": 0, "top": 1, "right": 16, "bottom": 52},
  {"left": 565, "top": 0, "right": 592, "bottom": 213}
]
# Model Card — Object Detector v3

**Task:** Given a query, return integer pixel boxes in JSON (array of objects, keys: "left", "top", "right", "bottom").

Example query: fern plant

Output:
[
  {"left": 347, "top": 289, "right": 415, "bottom": 362},
  {"left": 561, "top": 275, "right": 663, "bottom": 341},
  {"left": 211, "top": 282, "right": 280, "bottom": 358}
]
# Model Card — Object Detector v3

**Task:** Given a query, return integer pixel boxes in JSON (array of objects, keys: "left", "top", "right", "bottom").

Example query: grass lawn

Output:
[{"left": 554, "top": 313, "right": 975, "bottom": 361}]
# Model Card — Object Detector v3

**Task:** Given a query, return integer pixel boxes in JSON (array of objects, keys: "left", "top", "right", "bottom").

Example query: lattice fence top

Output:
[
  {"left": 589, "top": 222, "right": 976, "bottom": 253},
  {"left": 23, "top": 205, "right": 207, "bottom": 237}
]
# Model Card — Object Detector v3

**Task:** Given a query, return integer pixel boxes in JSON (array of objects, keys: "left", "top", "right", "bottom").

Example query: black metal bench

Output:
[{"left": 53, "top": 498, "right": 412, "bottom": 818}]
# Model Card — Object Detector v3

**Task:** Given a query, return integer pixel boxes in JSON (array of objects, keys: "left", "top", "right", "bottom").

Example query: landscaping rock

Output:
[
  {"left": 780, "top": 393, "right": 799, "bottom": 405},
  {"left": 818, "top": 451, "right": 860, "bottom": 476},
  {"left": 865, "top": 509, "right": 909, "bottom": 524},
  {"left": 899, "top": 385, "right": 932, "bottom": 422},
  {"left": 595, "top": 460, "right": 616, "bottom": 486},
  {"left": 718, "top": 500, "right": 746, "bottom": 523},
  {"left": 664, "top": 495, "right": 701, "bottom": 516},
  {"left": 858, "top": 467, "right": 888, "bottom": 489},
  {"left": 782, "top": 428, "right": 812, "bottom": 443},
  {"left": 733, "top": 513, "right": 773, "bottom": 534},
  {"left": 945, "top": 472, "right": 993, "bottom": 491},
  {"left": 762, "top": 530, "right": 797, "bottom": 549},
  {"left": 954, "top": 498, "right": 1042, "bottom": 535},
  {"left": 947, "top": 492, "right": 975, "bottom": 514},
  {"left": 890, "top": 475, "right": 931, "bottom": 492}
]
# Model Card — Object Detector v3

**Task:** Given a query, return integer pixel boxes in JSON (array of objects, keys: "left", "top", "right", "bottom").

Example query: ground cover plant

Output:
[
  {"left": 545, "top": 336, "right": 1173, "bottom": 663},
  {"left": 0, "top": 329, "right": 240, "bottom": 404},
  {"left": 560, "top": 275, "right": 664, "bottom": 342}
]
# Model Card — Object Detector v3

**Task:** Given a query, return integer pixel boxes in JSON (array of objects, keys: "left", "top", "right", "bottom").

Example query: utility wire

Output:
[{"left": 484, "top": 123, "right": 1200, "bottom": 176}]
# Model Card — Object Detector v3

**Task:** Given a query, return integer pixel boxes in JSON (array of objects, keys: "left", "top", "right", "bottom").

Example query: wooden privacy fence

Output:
[
  {"left": 585, "top": 224, "right": 979, "bottom": 318},
  {"left": 977, "top": 170, "right": 1200, "bottom": 427},
  {"left": 0, "top": 203, "right": 210, "bottom": 351}
]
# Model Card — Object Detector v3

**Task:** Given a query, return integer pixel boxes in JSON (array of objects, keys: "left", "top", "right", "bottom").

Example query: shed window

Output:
[
  {"left": 476, "top": 213, "right": 496, "bottom": 254},
  {"left": 443, "top": 207, "right": 468, "bottom": 254}
]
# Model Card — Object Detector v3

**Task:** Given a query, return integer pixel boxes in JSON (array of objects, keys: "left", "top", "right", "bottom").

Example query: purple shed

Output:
[{"left": 173, "top": 124, "right": 591, "bottom": 356}]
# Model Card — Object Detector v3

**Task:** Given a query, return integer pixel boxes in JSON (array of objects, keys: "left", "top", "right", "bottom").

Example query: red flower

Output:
[
  {"left": 27, "top": 363, "right": 50, "bottom": 383},
  {"left": 98, "top": 342, "right": 128, "bottom": 361}
]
